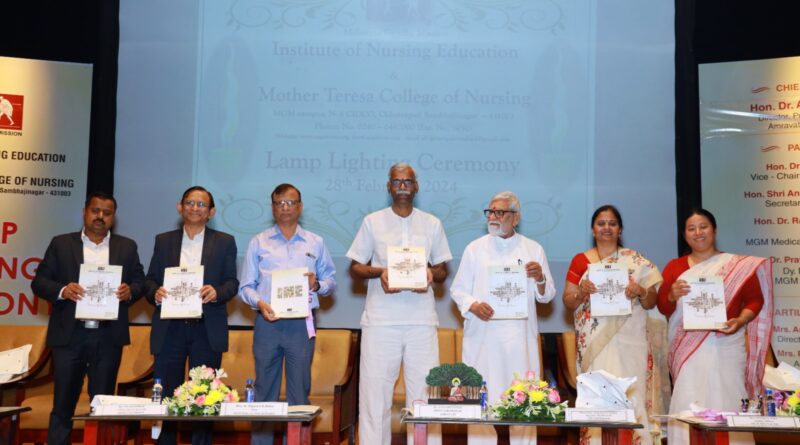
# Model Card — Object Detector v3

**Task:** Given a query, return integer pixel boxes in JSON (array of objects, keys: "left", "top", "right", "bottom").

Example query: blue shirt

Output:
[{"left": 238, "top": 225, "right": 336, "bottom": 310}]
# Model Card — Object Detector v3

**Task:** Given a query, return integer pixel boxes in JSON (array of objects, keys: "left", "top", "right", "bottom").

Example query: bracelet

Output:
[{"left": 535, "top": 277, "right": 546, "bottom": 285}]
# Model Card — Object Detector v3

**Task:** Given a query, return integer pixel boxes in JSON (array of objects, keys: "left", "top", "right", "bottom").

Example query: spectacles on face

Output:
[
  {"left": 389, "top": 179, "right": 417, "bottom": 188},
  {"left": 183, "top": 200, "right": 209, "bottom": 209},
  {"left": 484, "top": 209, "right": 516, "bottom": 218},
  {"left": 272, "top": 200, "right": 300, "bottom": 208}
]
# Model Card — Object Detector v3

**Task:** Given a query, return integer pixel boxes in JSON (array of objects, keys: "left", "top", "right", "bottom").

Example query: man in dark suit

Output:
[
  {"left": 145, "top": 185, "right": 238, "bottom": 445},
  {"left": 31, "top": 191, "right": 145, "bottom": 445}
]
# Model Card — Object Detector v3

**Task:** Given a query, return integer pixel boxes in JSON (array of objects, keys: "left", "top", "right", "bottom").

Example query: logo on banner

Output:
[{"left": 0, "top": 94, "right": 24, "bottom": 131}]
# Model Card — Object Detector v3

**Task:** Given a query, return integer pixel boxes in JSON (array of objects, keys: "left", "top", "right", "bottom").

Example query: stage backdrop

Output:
[
  {"left": 116, "top": 0, "right": 675, "bottom": 331},
  {"left": 0, "top": 56, "right": 92, "bottom": 325},
  {"left": 700, "top": 55, "right": 800, "bottom": 367}
]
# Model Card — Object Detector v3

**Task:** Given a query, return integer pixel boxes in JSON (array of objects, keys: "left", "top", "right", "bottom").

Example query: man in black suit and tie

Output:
[
  {"left": 31, "top": 191, "right": 145, "bottom": 445},
  {"left": 145, "top": 186, "right": 238, "bottom": 445}
]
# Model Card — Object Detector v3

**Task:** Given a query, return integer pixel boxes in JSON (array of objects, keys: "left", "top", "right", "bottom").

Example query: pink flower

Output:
[
  {"left": 525, "top": 370, "right": 536, "bottom": 380},
  {"left": 174, "top": 386, "right": 183, "bottom": 397},
  {"left": 513, "top": 390, "right": 526, "bottom": 404},
  {"left": 211, "top": 378, "right": 221, "bottom": 390},
  {"left": 195, "top": 395, "right": 206, "bottom": 405},
  {"left": 511, "top": 379, "right": 521, "bottom": 386},
  {"left": 548, "top": 389, "right": 561, "bottom": 403}
]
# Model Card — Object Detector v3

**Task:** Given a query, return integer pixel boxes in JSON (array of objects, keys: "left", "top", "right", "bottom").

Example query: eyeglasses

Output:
[
  {"left": 484, "top": 209, "right": 516, "bottom": 218},
  {"left": 389, "top": 179, "right": 417, "bottom": 187},
  {"left": 272, "top": 200, "right": 300, "bottom": 207},
  {"left": 183, "top": 200, "right": 209, "bottom": 208}
]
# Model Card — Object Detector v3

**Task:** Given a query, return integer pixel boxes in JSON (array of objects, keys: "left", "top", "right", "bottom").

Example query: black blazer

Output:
[
  {"left": 31, "top": 232, "right": 145, "bottom": 347},
  {"left": 145, "top": 227, "right": 238, "bottom": 354}
]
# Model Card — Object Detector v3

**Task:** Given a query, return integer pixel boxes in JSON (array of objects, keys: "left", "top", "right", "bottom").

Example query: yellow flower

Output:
[
  {"left": 529, "top": 391, "right": 546, "bottom": 403},
  {"left": 204, "top": 390, "right": 224, "bottom": 406},
  {"left": 190, "top": 384, "right": 209, "bottom": 396},
  {"left": 510, "top": 383, "right": 525, "bottom": 392},
  {"left": 788, "top": 394, "right": 800, "bottom": 407},
  {"left": 538, "top": 380, "right": 548, "bottom": 388}
]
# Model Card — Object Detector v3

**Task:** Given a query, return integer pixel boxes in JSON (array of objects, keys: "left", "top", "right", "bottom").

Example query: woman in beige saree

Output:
[{"left": 563, "top": 205, "right": 669, "bottom": 445}]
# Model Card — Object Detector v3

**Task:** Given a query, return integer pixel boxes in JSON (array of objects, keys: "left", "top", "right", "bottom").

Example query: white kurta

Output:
[
  {"left": 450, "top": 233, "right": 556, "bottom": 445},
  {"left": 348, "top": 206, "right": 453, "bottom": 445}
]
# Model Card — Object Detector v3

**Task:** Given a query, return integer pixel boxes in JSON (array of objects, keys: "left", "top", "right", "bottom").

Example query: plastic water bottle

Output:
[
  {"left": 152, "top": 378, "right": 163, "bottom": 404},
  {"left": 245, "top": 379, "right": 256, "bottom": 403},
  {"left": 479, "top": 381, "right": 488, "bottom": 418},
  {"left": 766, "top": 389, "right": 776, "bottom": 416}
]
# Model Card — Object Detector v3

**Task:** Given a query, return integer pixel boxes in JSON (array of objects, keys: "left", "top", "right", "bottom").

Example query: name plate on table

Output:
[
  {"left": 726, "top": 415, "right": 799, "bottom": 429},
  {"left": 220, "top": 402, "right": 288, "bottom": 416},
  {"left": 565, "top": 408, "right": 635, "bottom": 423},
  {"left": 92, "top": 404, "right": 167, "bottom": 416},
  {"left": 414, "top": 404, "right": 482, "bottom": 419}
]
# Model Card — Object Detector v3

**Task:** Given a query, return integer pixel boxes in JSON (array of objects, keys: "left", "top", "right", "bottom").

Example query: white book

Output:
[
  {"left": 487, "top": 265, "right": 528, "bottom": 319},
  {"left": 387, "top": 245, "right": 427, "bottom": 289},
  {"left": 161, "top": 266, "right": 203, "bottom": 319},
  {"left": 588, "top": 263, "right": 631, "bottom": 317},
  {"left": 76, "top": 264, "right": 121, "bottom": 320},
  {"left": 270, "top": 268, "right": 309, "bottom": 318},
  {"left": 682, "top": 275, "right": 727, "bottom": 330}
]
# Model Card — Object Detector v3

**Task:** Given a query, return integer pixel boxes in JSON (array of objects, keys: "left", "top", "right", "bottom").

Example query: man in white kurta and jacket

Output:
[{"left": 450, "top": 191, "right": 556, "bottom": 445}]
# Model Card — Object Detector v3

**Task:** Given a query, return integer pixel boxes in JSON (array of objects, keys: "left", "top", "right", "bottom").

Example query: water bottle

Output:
[
  {"left": 245, "top": 379, "right": 256, "bottom": 403},
  {"left": 479, "top": 381, "right": 488, "bottom": 418},
  {"left": 152, "top": 378, "right": 163, "bottom": 404},
  {"left": 766, "top": 389, "right": 776, "bottom": 416}
]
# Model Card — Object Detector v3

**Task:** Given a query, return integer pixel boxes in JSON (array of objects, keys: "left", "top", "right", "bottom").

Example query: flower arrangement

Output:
[
  {"left": 163, "top": 365, "right": 240, "bottom": 416},
  {"left": 492, "top": 371, "right": 568, "bottom": 421},
  {"left": 787, "top": 390, "right": 800, "bottom": 416}
]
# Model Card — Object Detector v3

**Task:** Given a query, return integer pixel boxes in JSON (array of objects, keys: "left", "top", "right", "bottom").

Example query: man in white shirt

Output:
[
  {"left": 450, "top": 191, "right": 556, "bottom": 445},
  {"left": 347, "top": 163, "right": 452, "bottom": 445}
]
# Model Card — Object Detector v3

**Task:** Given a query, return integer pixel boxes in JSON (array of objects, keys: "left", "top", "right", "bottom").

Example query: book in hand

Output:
[
  {"left": 387, "top": 245, "right": 427, "bottom": 289},
  {"left": 682, "top": 275, "right": 726, "bottom": 330},
  {"left": 161, "top": 266, "right": 203, "bottom": 319},
  {"left": 487, "top": 265, "right": 528, "bottom": 319},
  {"left": 588, "top": 263, "right": 631, "bottom": 317},
  {"left": 270, "top": 267, "right": 309, "bottom": 318},
  {"left": 76, "top": 264, "right": 122, "bottom": 320}
]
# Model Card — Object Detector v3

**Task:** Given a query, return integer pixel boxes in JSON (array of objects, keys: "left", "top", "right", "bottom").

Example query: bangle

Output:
[
  {"left": 313, "top": 280, "right": 320, "bottom": 292},
  {"left": 535, "top": 277, "right": 546, "bottom": 285}
]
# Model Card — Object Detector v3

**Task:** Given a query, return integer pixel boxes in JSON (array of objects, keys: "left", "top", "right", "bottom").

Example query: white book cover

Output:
[
  {"left": 161, "top": 266, "right": 203, "bottom": 319},
  {"left": 387, "top": 245, "right": 427, "bottom": 289},
  {"left": 270, "top": 267, "right": 309, "bottom": 318},
  {"left": 487, "top": 265, "right": 528, "bottom": 319},
  {"left": 588, "top": 263, "right": 631, "bottom": 317},
  {"left": 76, "top": 264, "right": 121, "bottom": 320},
  {"left": 682, "top": 275, "right": 727, "bottom": 330}
]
